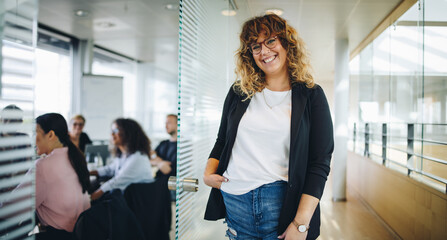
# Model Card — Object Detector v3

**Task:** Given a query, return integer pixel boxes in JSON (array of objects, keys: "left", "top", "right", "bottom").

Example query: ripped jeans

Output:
[{"left": 221, "top": 181, "right": 287, "bottom": 240}]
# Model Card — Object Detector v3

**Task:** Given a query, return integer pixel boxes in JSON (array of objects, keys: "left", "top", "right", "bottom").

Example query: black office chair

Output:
[
  {"left": 73, "top": 189, "right": 145, "bottom": 240},
  {"left": 124, "top": 179, "right": 172, "bottom": 240}
]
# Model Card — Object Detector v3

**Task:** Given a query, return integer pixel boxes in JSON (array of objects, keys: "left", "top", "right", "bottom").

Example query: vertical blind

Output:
[
  {"left": 177, "top": 0, "right": 232, "bottom": 239},
  {"left": 0, "top": 0, "right": 37, "bottom": 239}
]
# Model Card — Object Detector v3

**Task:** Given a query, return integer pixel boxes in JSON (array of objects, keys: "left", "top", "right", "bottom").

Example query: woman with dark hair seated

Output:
[
  {"left": 90, "top": 118, "right": 154, "bottom": 201},
  {"left": 34, "top": 113, "right": 91, "bottom": 239}
]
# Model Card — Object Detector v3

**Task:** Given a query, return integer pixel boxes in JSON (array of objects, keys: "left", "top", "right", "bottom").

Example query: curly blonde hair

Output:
[{"left": 234, "top": 14, "right": 314, "bottom": 100}]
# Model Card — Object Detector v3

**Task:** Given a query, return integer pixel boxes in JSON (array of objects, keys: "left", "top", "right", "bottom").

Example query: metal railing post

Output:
[
  {"left": 407, "top": 123, "right": 414, "bottom": 176},
  {"left": 352, "top": 123, "right": 357, "bottom": 152},
  {"left": 365, "top": 123, "right": 370, "bottom": 157},
  {"left": 382, "top": 123, "right": 387, "bottom": 165}
]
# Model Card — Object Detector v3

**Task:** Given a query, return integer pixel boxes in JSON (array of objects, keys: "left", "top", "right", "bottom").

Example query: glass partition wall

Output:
[
  {"left": 176, "top": 0, "right": 233, "bottom": 239},
  {"left": 349, "top": 0, "right": 447, "bottom": 193},
  {"left": 0, "top": 0, "right": 38, "bottom": 239}
]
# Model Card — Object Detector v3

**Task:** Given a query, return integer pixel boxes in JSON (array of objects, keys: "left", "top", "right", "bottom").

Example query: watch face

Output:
[{"left": 298, "top": 225, "right": 307, "bottom": 233}]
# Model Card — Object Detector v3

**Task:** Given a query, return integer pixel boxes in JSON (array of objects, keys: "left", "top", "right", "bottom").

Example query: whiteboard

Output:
[{"left": 81, "top": 74, "right": 123, "bottom": 140}]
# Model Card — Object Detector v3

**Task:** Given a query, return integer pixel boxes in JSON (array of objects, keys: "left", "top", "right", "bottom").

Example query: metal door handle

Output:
[{"left": 168, "top": 176, "right": 199, "bottom": 192}]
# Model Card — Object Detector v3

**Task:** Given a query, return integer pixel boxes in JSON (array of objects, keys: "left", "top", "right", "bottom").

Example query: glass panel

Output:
[
  {"left": 369, "top": 123, "right": 383, "bottom": 162},
  {"left": 348, "top": 56, "right": 360, "bottom": 152},
  {"left": 421, "top": 0, "right": 447, "bottom": 188},
  {"left": 423, "top": 0, "right": 447, "bottom": 124},
  {"left": 0, "top": 0, "right": 37, "bottom": 239},
  {"left": 388, "top": 123, "right": 407, "bottom": 151},
  {"left": 358, "top": 44, "right": 374, "bottom": 123},
  {"left": 422, "top": 124, "right": 447, "bottom": 161},
  {"left": 177, "top": 0, "right": 232, "bottom": 239},
  {"left": 349, "top": 1, "right": 447, "bottom": 192},
  {"left": 372, "top": 28, "right": 391, "bottom": 123}
]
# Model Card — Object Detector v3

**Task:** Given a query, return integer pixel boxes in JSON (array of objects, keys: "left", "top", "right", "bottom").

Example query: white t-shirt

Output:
[{"left": 221, "top": 88, "right": 291, "bottom": 195}]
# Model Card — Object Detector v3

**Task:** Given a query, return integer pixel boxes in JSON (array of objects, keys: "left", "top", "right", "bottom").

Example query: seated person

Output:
[
  {"left": 151, "top": 114, "right": 177, "bottom": 201},
  {"left": 69, "top": 114, "right": 92, "bottom": 153},
  {"left": 0, "top": 105, "right": 31, "bottom": 177},
  {"left": 34, "top": 113, "right": 91, "bottom": 238},
  {"left": 151, "top": 114, "right": 177, "bottom": 181},
  {"left": 90, "top": 118, "right": 154, "bottom": 201}
]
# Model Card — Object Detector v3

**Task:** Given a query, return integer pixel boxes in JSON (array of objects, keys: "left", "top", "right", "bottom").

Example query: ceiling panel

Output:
[{"left": 38, "top": 0, "right": 404, "bottom": 81}]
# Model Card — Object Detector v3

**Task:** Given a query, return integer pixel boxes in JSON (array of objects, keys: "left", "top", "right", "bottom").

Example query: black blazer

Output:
[
  {"left": 204, "top": 83, "right": 334, "bottom": 239},
  {"left": 79, "top": 132, "right": 92, "bottom": 153}
]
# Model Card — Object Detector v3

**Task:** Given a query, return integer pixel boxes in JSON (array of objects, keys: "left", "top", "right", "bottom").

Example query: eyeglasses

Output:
[
  {"left": 249, "top": 36, "right": 279, "bottom": 55},
  {"left": 73, "top": 122, "right": 84, "bottom": 127},
  {"left": 111, "top": 128, "right": 119, "bottom": 134}
]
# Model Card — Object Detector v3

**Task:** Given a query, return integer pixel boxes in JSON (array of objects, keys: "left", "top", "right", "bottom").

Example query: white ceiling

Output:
[{"left": 38, "top": 0, "right": 404, "bottom": 82}]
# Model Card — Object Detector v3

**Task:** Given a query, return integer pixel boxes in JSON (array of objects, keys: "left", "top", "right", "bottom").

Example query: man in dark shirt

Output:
[{"left": 151, "top": 114, "right": 177, "bottom": 200}]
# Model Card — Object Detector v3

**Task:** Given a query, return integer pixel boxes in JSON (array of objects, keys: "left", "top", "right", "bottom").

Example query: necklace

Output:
[{"left": 262, "top": 89, "right": 291, "bottom": 109}]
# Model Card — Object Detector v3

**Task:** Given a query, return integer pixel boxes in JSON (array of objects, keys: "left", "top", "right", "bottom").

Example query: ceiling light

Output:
[
  {"left": 265, "top": 8, "right": 283, "bottom": 16},
  {"left": 95, "top": 21, "right": 116, "bottom": 29},
  {"left": 74, "top": 10, "right": 89, "bottom": 17},
  {"left": 165, "top": 3, "right": 179, "bottom": 11},
  {"left": 221, "top": 9, "right": 236, "bottom": 16}
]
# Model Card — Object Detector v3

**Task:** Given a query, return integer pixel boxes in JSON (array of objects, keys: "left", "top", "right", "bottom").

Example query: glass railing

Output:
[{"left": 350, "top": 122, "right": 447, "bottom": 193}]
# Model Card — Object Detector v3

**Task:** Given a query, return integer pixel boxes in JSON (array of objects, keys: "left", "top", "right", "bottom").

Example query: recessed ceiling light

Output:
[
  {"left": 221, "top": 9, "right": 236, "bottom": 16},
  {"left": 265, "top": 8, "right": 283, "bottom": 16},
  {"left": 165, "top": 3, "right": 179, "bottom": 11},
  {"left": 74, "top": 10, "right": 89, "bottom": 17},
  {"left": 95, "top": 21, "right": 116, "bottom": 29}
]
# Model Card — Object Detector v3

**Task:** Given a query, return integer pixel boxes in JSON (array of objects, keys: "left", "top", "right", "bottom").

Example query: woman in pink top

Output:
[{"left": 35, "top": 113, "right": 91, "bottom": 239}]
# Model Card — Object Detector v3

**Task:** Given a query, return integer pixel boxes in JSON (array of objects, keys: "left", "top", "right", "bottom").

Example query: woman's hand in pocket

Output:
[{"left": 203, "top": 174, "right": 228, "bottom": 189}]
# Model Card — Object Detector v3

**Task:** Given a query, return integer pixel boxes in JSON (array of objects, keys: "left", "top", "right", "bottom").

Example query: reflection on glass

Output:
[{"left": 349, "top": 0, "right": 447, "bottom": 193}]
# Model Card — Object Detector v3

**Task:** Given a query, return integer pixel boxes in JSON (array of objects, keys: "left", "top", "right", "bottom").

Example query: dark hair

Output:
[
  {"left": 36, "top": 113, "right": 90, "bottom": 193},
  {"left": 113, "top": 118, "right": 151, "bottom": 158},
  {"left": 1, "top": 104, "right": 23, "bottom": 123}
]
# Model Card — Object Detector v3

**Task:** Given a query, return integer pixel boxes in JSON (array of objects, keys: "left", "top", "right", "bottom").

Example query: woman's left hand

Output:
[{"left": 278, "top": 223, "right": 308, "bottom": 240}]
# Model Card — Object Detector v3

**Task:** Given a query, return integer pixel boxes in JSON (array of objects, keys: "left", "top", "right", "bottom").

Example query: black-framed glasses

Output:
[{"left": 249, "top": 36, "right": 279, "bottom": 55}]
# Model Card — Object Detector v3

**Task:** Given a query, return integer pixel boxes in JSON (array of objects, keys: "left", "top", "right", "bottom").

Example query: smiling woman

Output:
[
  {"left": 203, "top": 14, "right": 334, "bottom": 240},
  {"left": 233, "top": 14, "right": 315, "bottom": 100}
]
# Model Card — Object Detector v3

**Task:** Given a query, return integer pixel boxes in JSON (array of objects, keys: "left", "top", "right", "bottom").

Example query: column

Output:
[{"left": 332, "top": 39, "right": 349, "bottom": 201}]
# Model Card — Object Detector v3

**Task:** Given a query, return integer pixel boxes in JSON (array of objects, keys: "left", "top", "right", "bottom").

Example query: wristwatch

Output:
[{"left": 292, "top": 220, "right": 309, "bottom": 233}]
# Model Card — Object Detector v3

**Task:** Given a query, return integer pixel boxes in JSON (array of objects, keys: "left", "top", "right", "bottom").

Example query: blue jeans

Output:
[{"left": 221, "top": 181, "right": 287, "bottom": 240}]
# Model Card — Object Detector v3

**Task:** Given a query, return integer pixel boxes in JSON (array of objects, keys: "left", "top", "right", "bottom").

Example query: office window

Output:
[{"left": 34, "top": 30, "right": 72, "bottom": 119}]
